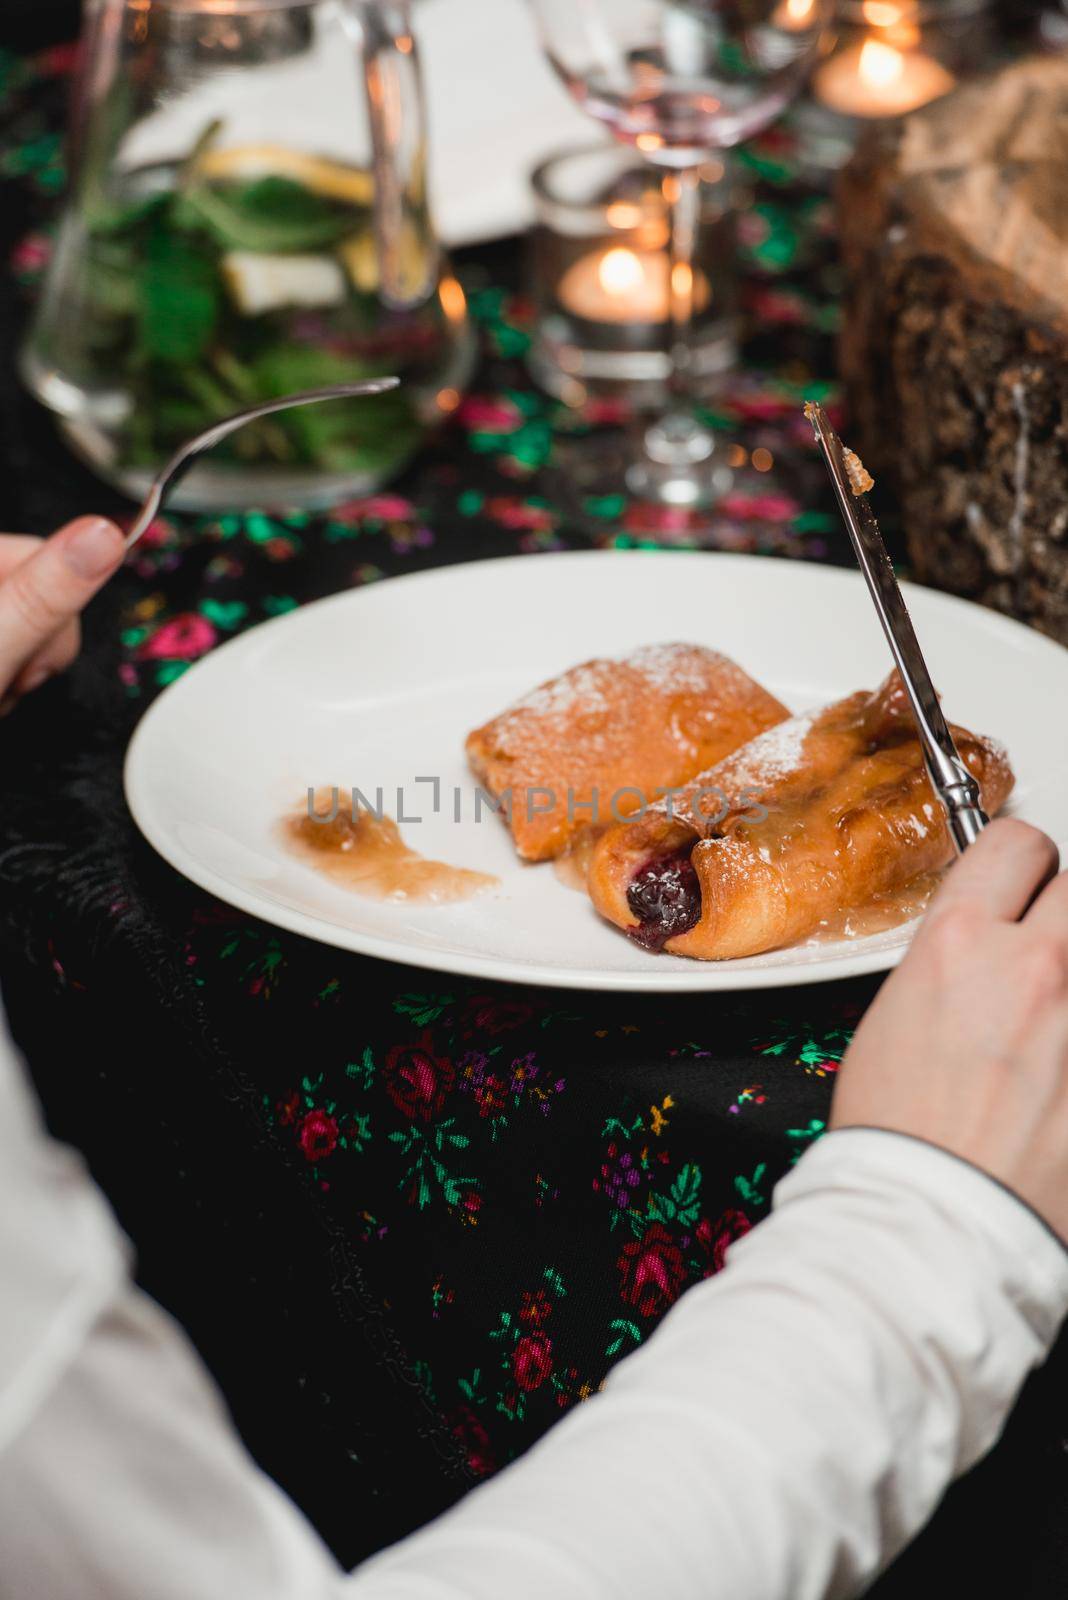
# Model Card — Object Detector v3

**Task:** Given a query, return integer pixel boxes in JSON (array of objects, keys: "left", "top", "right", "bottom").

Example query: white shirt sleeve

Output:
[{"left": 0, "top": 1011, "right": 1065, "bottom": 1600}]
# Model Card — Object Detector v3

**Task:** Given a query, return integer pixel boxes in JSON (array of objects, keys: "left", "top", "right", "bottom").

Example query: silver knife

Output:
[{"left": 805, "top": 401, "right": 988, "bottom": 854}]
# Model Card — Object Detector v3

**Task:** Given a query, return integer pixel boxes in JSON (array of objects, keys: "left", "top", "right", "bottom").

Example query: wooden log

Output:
[{"left": 837, "top": 56, "right": 1068, "bottom": 642}]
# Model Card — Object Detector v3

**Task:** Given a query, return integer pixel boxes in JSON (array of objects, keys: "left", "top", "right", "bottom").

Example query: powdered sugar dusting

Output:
[
  {"left": 501, "top": 659, "right": 613, "bottom": 726},
  {"left": 725, "top": 710, "right": 816, "bottom": 788},
  {"left": 490, "top": 644, "right": 737, "bottom": 749},
  {"left": 627, "top": 642, "right": 729, "bottom": 695},
  {"left": 467, "top": 642, "right": 787, "bottom": 859}
]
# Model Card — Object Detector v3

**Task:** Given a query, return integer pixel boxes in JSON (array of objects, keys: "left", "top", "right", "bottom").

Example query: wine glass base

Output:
[
  {"left": 624, "top": 411, "right": 731, "bottom": 508},
  {"left": 623, "top": 449, "right": 736, "bottom": 510},
  {"left": 548, "top": 423, "right": 802, "bottom": 546}
]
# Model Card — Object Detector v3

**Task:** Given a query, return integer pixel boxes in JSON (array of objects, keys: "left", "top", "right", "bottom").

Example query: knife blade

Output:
[{"left": 805, "top": 401, "right": 988, "bottom": 854}]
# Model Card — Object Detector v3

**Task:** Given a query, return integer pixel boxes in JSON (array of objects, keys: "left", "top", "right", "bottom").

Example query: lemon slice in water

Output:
[{"left": 196, "top": 145, "right": 373, "bottom": 206}]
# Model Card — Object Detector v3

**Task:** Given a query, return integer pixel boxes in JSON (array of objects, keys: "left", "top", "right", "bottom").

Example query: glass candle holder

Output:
[
  {"left": 525, "top": 145, "right": 736, "bottom": 409},
  {"left": 799, "top": 0, "right": 997, "bottom": 166}
]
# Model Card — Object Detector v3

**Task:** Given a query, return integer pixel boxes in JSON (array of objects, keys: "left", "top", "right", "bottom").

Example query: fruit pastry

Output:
[
  {"left": 466, "top": 643, "right": 789, "bottom": 863},
  {"left": 587, "top": 671, "right": 1014, "bottom": 959}
]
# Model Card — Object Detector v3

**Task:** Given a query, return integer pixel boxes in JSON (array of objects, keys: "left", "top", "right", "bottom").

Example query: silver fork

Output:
[{"left": 124, "top": 377, "right": 401, "bottom": 548}]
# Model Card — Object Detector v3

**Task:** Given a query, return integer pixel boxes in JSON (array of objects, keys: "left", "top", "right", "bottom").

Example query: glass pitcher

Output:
[{"left": 21, "top": 0, "right": 475, "bottom": 510}]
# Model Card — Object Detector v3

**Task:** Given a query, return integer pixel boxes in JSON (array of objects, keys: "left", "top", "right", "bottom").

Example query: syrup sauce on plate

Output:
[
  {"left": 806, "top": 872, "right": 939, "bottom": 944},
  {"left": 551, "top": 830, "right": 601, "bottom": 894},
  {"left": 283, "top": 790, "right": 498, "bottom": 904}
]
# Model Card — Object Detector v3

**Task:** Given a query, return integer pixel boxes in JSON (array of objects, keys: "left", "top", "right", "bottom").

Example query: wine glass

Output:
[{"left": 528, "top": 0, "right": 831, "bottom": 532}]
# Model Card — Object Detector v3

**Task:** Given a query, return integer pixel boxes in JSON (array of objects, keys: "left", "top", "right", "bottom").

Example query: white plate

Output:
[{"left": 124, "top": 551, "right": 1068, "bottom": 992}]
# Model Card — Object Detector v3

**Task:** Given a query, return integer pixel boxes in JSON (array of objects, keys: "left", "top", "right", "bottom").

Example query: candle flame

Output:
[
  {"left": 605, "top": 201, "right": 642, "bottom": 231},
  {"left": 671, "top": 261, "right": 693, "bottom": 301},
  {"left": 862, "top": 0, "right": 907, "bottom": 25},
  {"left": 598, "top": 247, "right": 644, "bottom": 297},
  {"left": 438, "top": 274, "right": 467, "bottom": 322},
  {"left": 858, "top": 38, "right": 906, "bottom": 90}
]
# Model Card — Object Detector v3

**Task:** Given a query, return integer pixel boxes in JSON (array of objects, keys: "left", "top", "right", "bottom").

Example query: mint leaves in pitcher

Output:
[{"left": 69, "top": 130, "right": 449, "bottom": 481}]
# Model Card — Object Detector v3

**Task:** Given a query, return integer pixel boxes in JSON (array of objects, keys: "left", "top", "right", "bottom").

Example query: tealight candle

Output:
[
  {"left": 527, "top": 144, "right": 736, "bottom": 405},
  {"left": 814, "top": 35, "right": 955, "bottom": 117},
  {"left": 557, "top": 245, "right": 711, "bottom": 325},
  {"left": 772, "top": 0, "right": 819, "bottom": 31}
]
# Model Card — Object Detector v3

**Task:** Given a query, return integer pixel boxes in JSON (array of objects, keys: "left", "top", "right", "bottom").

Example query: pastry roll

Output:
[
  {"left": 466, "top": 643, "right": 789, "bottom": 862},
  {"left": 587, "top": 671, "right": 1015, "bottom": 960}
]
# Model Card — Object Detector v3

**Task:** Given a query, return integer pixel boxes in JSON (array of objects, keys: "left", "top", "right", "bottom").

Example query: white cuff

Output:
[{"left": 778, "top": 1126, "right": 1068, "bottom": 1352}]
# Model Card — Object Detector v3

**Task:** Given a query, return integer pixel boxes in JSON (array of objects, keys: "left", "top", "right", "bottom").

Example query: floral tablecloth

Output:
[{"left": 0, "top": 39, "right": 1064, "bottom": 1594}]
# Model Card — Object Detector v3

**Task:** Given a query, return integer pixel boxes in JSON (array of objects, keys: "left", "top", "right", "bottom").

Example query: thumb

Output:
[{"left": 0, "top": 517, "right": 125, "bottom": 690}]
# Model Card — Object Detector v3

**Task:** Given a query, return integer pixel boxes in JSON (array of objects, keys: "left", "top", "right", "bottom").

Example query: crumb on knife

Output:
[
  {"left": 843, "top": 446, "right": 874, "bottom": 496},
  {"left": 804, "top": 402, "right": 875, "bottom": 496}
]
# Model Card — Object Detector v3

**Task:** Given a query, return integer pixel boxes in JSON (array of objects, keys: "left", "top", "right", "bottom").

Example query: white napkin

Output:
[
  {"left": 419, "top": 0, "right": 606, "bottom": 245},
  {"left": 121, "top": 0, "right": 600, "bottom": 249}
]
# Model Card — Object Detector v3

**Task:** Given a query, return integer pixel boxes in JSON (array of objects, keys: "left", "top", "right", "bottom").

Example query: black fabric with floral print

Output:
[{"left": 0, "top": 35, "right": 1064, "bottom": 1597}]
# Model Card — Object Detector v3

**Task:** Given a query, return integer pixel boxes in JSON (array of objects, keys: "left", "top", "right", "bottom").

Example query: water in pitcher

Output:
[{"left": 22, "top": 0, "right": 474, "bottom": 509}]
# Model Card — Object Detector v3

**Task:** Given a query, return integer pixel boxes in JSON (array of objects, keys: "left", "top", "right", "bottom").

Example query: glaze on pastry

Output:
[
  {"left": 587, "top": 671, "right": 1014, "bottom": 959},
  {"left": 465, "top": 644, "right": 789, "bottom": 862}
]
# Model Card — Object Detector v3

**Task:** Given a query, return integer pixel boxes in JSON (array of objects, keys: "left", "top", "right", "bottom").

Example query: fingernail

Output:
[
  {"left": 62, "top": 517, "right": 124, "bottom": 580},
  {"left": 23, "top": 667, "right": 51, "bottom": 694}
]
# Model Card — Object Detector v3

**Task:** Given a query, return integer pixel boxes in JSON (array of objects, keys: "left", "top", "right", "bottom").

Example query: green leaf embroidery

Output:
[
  {"left": 458, "top": 1368, "right": 482, "bottom": 1403},
  {"left": 410, "top": 1360, "right": 436, "bottom": 1403},
  {"left": 605, "top": 1318, "right": 642, "bottom": 1358},
  {"left": 785, "top": 1119, "right": 826, "bottom": 1164},
  {"left": 347, "top": 1111, "right": 372, "bottom": 1154},
  {"left": 734, "top": 1163, "right": 768, "bottom": 1207},
  {"left": 496, "top": 1391, "right": 526, "bottom": 1423},
  {"left": 669, "top": 1163, "right": 703, "bottom": 1227},
  {"left": 488, "top": 1310, "right": 513, "bottom": 1344},
  {"left": 199, "top": 598, "right": 247, "bottom": 630},
  {"left": 757, "top": 1038, "right": 791, "bottom": 1057},
  {"left": 345, "top": 1046, "right": 375, "bottom": 1090},
  {"left": 390, "top": 1120, "right": 475, "bottom": 1211},
  {"left": 601, "top": 1114, "right": 643, "bottom": 1142}
]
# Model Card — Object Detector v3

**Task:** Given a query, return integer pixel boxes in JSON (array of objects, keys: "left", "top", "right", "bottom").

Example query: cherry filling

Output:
[{"left": 626, "top": 846, "right": 701, "bottom": 951}]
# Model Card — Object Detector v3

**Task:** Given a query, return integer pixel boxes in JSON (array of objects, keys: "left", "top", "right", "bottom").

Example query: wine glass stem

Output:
[
  {"left": 665, "top": 163, "right": 701, "bottom": 409},
  {"left": 641, "top": 163, "right": 714, "bottom": 471}
]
